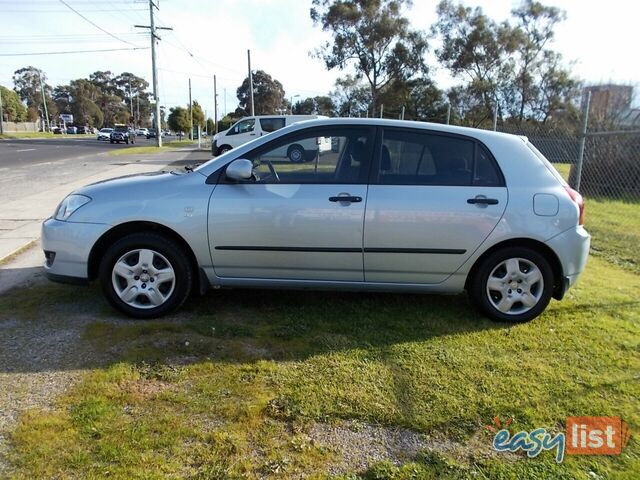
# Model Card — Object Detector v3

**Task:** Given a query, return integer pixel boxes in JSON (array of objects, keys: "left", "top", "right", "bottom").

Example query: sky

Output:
[{"left": 1, "top": 0, "right": 639, "bottom": 120}]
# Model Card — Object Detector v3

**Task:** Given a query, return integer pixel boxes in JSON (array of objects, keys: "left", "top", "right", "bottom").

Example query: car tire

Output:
[
  {"left": 218, "top": 145, "right": 232, "bottom": 156},
  {"left": 468, "top": 247, "right": 554, "bottom": 323},
  {"left": 99, "top": 233, "right": 193, "bottom": 319},
  {"left": 287, "top": 144, "right": 305, "bottom": 163},
  {"left": 126, "top": 139, "right": 129, "bottom": 144},
  {"left": 110, "top": 140, "right": 114, "bottom": 144}
]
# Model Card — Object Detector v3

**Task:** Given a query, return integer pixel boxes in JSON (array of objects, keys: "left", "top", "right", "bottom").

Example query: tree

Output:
[
  {"left": 167, "top": 106, "right": 190, "bottom": 134},
  {"left": 13, "top": 66, "right": 57, "bottom": 122},
  {"left": 191, "top": 100, "right": 205, "bottom": 128},
  {"left": 311, "top": 0, "right": 428, "bottom": 115},
  {"left": 236, "top": 70, "right": 286, "bottom": 115},
  {"left": 378, "top": 76, "right": 447, "bottom": 121},
  {"left": 330, "top": 75, "right": 371, "bottom": 116},
  {"left": 0, "top": 85, "right": 27, "bottom": 122},
  {"left": 293, "top": 96, "right": 336, "bottom": 116},
  {"left": 510, "top": 0, "right": 566, "bottom": 123},
  {"left": 433, "top": 0, "right": 518, "bottom": 127}
]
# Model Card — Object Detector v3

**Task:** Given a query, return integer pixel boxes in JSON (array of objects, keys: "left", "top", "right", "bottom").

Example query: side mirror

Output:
[{"left": 225, "top": 159, "right": 253, "bottom": 181}]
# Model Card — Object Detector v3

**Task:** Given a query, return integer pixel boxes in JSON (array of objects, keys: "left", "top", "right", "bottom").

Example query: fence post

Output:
[{"left": 574, "top": 91, "right": 591, "bottom": 192}]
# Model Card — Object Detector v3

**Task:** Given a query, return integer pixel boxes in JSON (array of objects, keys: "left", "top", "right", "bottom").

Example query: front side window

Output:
[
  {"left": 227, "top": 118, "right": 255, "bottom": 136},
  {"left": 233, "top": 127, "right": 373, "bottom": 184},
  {"left": 377, "top": 129, "right": 502, "bottom": 186},
  {"left": 259, "top": 118, "right": 286, "bottom": 133}
]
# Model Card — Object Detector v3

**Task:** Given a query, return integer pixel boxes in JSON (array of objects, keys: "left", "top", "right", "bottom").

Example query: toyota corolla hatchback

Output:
[{"left": 42, "top": 119, "right": 590, "bottom": 322}]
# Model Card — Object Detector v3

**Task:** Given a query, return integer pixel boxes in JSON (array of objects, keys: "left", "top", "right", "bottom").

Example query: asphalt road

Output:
[
  {"left": 0, "top": 135, "right": 174, "bottom": 202},
  {"left": 0, "top": 135, "right": 156, "bottom": 168}
]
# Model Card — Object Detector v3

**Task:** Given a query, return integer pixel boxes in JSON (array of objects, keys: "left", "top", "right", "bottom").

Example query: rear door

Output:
[{"left": 364, "top": 128, "right": 507, "bottom": 284}]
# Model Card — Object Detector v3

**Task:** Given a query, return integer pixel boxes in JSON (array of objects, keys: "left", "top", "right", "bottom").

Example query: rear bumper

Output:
[{"left": 546, "top": 225, "right": 590, "bottom": 293}]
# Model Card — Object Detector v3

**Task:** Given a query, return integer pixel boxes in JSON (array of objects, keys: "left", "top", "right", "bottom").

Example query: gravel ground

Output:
[{"left": 0, "top": 246, "right": 116, "bottom": 475}]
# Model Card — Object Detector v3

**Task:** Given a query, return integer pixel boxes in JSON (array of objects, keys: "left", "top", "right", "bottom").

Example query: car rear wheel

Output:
[
  {"left": 468, "top": 247, "right": 553, "bottom": 323},
  {"left": 99, "top": 233, "right": 193, "bottom": 319}
]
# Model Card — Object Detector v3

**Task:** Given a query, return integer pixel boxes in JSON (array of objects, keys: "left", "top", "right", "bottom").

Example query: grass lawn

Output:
[
  {"left": 552, "top": 163, "right": 639, "bottom": 274},
  {"left": 3, "top": 253, "right": 639, "bottom": 479},
  {"left": 0, "top": 132, "right": 67, "bottom": 140},
  {"left": 107, "top": 140, "right": 198, "bottom": 156}
]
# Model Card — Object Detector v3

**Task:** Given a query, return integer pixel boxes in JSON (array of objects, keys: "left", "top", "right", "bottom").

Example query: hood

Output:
[
  {"left": 213, "top": 129, "right": 229, "bottom": 140},
  {"left": 74, "top": 169, "right": 205, "bottom": 199}
]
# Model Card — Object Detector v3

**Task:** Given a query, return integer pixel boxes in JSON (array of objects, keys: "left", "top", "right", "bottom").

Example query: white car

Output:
[
  {"left": 212, "top": 115, "right": 325, "bottom": 160},
  {"left": 97, "top": 128, "right": 113, "bottom": 141},
  {"left": 136, "top": 128, "right": 149, "bottom": 137}
]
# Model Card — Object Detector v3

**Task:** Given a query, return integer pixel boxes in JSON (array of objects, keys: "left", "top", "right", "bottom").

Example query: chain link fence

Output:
[{"left": 491, "top": 114, "right": 640, "bottom": 273}]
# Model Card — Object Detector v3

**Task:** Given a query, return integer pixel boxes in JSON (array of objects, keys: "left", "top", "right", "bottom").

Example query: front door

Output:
[
  {"left": 208, "top": 125, "right": 375, "bottom": 281},
  {"left": 364, "top": 127, "right": 507, "bottom": 284},
  {"left": 223, "top": 117, "right": 257, "bottom": 148}
]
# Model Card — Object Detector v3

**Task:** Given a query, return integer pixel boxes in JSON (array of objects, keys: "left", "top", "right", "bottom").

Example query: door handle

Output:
[
  {"left": 467, "top": 197, "right": 499, "bottom": 205},
  {"left": 329, "top": 195, "right": 362, "bottom": 203}
]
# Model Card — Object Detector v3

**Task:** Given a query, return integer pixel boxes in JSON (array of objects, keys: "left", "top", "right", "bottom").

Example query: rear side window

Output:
[
  {"left": 377, "top": 129, "right": 503, "bottom": 186},
  {"left": 260, "top": 118, "right": 286, "bottom": 133}
]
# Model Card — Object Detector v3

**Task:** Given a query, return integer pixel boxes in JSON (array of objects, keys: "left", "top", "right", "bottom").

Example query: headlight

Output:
[{"left": 54, "top": 194, "right": 91, "bottom": 221}]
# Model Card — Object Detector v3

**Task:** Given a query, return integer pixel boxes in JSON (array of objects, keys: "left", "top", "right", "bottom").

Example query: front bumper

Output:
[{"left": 42, "top": 218, "right": 112, "bottom": 282}]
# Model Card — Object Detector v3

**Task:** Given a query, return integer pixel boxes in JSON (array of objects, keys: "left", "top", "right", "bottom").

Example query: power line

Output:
[
  {"left": 57, "top": 0, "right": 141, "bottom": 47},
  {"left": 0, "top": 47, "right": 149, "bottom": 57}
]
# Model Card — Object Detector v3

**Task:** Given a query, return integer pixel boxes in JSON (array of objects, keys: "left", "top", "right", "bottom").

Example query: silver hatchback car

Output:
[{"left": 42, "top": 119, "right": 590, "bottom": 322}]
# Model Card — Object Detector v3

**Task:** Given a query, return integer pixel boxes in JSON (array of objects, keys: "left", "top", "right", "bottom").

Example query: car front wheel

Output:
[
  {"left": 99, "top": 233, "right": 193, "bottom": 319},
  {"left": 468, "top": 247, "right": 554, "bottom": 323}
]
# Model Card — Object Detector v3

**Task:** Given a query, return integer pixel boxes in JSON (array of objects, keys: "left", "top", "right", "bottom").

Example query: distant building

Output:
[{"left": 582, "top": 84, "right": 637, "bottom": 126}]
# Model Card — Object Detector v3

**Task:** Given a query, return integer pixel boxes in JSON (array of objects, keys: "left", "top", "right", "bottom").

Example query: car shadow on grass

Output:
[{"left": 0, "top": 273, "right": 510, "bottom": 375}]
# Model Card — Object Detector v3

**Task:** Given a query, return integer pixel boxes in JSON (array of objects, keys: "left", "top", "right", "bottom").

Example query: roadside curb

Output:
[{"left": 0, "top": 239, "right": 38, "bottom": 266}]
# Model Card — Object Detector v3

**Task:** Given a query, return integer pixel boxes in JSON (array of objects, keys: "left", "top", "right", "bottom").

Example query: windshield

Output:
[
  {"left": 114, "top": 126, "right": 128, "bottom": 132},
  {"left": 101, "top": 128, "right": 112, "bottom": 132}
]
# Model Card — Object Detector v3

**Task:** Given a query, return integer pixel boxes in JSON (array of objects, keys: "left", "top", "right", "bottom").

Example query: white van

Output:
[{"left": 212, "top": 115, "right": 328, "bottom": 161}]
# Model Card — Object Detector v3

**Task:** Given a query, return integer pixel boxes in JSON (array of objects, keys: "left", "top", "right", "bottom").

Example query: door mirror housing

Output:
[{"left": 226, "top": 159, "right": 253, "bottom": 181}]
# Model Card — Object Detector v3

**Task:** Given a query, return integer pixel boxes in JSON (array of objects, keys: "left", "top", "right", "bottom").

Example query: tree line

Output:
[
  {"left": 228, "top": 0, "right": 580, "bottom": 129},
  {"left": 3, "top": 0, "right": 581, "bottom": 131}
]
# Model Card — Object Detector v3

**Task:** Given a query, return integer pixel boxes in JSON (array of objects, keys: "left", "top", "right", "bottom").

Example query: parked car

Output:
[
  {"left": 146, "top": 128, "right": 165, "bottom": 139},
  {"left": 136, "top": 128, "right": 149, "bottom": 137},
  {"left": 76, "top": 126, "right": 89, "bottom": 134},
  {"left": 97, "top": 128, "right": 113, "bottom": 141},
  {"left": 110, "top": 125, "right": 135, "bottom": 144},
  {"left": 42, "top": 118, "right": 590, "bottom": 322},
  {"left": 212, "top": 115, "right": 324, "bottom": 158},
  {"left": 66, "top": 126, "right": 77, "bottom": 134},
  {"left": 52, "top": 126, "right": 63, "bottom": 134}
]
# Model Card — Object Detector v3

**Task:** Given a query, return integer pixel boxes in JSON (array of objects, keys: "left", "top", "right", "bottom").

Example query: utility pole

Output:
[
  {"left": 379, "top": 104, "right": 384, "bottom": 119},
  {"left": 223, "top": 88, "right": 227, "bottom": 117},
  {"left": 446, "top": 104, "right": 451, "bottom": 124},
  {"left": 128, "top": 78, "right": 133, "bottom": 122},
  {"left": 213, "top": 75, "right": 218, "bottom": 134},
  {"left": 188, "top": 78, "right": 193, "bottom": 140},
  {"left": 400, "top": 106, "right": 405, "bottom": 120},
  {"left": 135, "top": 0, "right": 172, "bottom": 147},
  {"left": 0, "top": 87, "right": 4, "bottom": 134},
  {"left": 247, "top": 49, "right": 254, "bottom": 116},
  {"left": 136, "top": 94, "right": 140, "bottom": 128},
  {"left": 39, "top": 75, "right": 50, "bottom": 132}
]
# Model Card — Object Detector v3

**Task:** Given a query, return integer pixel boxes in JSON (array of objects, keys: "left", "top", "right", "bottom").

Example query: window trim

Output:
[
  {"left": 220, "top": 125, "right": 376, "bottom": 185},
  {"left": 369, "top": 127, "right": 506, "bottom": 187}
]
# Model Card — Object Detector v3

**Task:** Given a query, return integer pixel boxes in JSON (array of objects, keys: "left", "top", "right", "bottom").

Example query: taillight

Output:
[{"left": 564, "top": 186, "right": 585, "bottom": 225}]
